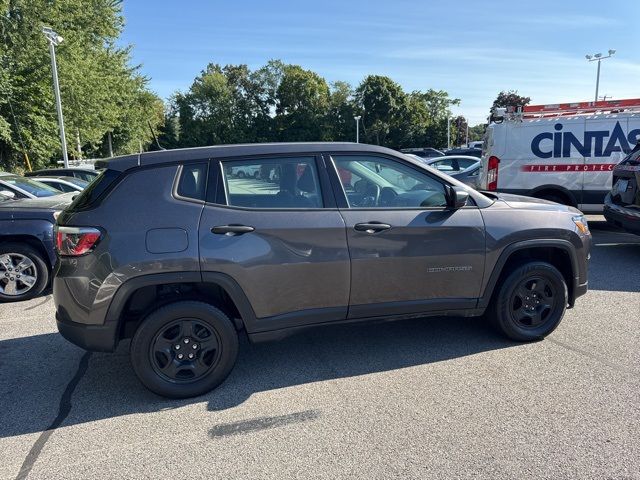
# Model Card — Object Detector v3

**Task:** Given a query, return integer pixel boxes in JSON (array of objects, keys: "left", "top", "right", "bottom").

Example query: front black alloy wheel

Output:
[
  {"left": 509, "top": 276, "right": 556, "bottom": 328},
  {"left": 131, "top": 301, "right": 238, "bottom": 398},
  {"left": 492, "top": 262, "right": 568, "bottom": 341}
]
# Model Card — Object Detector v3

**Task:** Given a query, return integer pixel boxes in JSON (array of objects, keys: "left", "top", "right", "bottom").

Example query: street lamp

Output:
[
  {"left": 42, "top": 26, "right": 69, "bottom": 168},
  {"left": 354, "top": 116, "right": 361, "bottom": 143},
  {"left": 585, "top": 49, "right": 616, "bottom": 103}
]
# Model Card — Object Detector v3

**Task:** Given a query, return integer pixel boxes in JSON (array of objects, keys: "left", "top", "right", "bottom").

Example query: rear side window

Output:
[
  {"left": 68, "top": 169, "right": 121, "bottom": 211},
  {"left": 176, "top": 163, "right": 208, "bottom": 201},
  {"left": 221, "top": 157, "right": 322, "bottom": 209}
]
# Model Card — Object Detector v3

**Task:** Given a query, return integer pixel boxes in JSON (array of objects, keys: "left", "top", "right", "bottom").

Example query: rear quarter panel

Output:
[{"left": 56, "top": 164, "right": 203, "bottom": 324}]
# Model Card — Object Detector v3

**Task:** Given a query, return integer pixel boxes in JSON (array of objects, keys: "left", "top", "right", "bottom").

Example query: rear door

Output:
[
  {"left": 198, "top": 154, "right": 350, "bottom": 333},
  {"left": 327, "top": 153, "right": 486, "bottom": 319}
]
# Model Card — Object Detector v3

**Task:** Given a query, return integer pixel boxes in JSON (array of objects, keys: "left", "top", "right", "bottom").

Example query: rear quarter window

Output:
[{"left": 68, "top": 169, "right": 121, "bottom": 211}]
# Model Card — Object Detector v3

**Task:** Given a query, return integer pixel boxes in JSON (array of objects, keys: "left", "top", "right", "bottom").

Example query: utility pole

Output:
[
  {"left": 586, "top": 50, "right": 616, "bottom": 103},
  {"left": 354, "top": 116, "right": 361, "bottom": 143},
  {"left": 76, "top": 129, "right": 82, "bottom": 160},
  {"left": 447, "top": 117, "right": 451, "bottom": 150},
  {"left": 107, "top": 132, "right": 114, "bottom": 157},
  {"left": 42, "top": 27, "right": 69, "bottom": 168}
]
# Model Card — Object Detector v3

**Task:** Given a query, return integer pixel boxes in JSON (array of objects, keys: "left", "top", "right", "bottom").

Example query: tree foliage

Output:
[
  {"left": 492, "top": 90, "right": 531, "bottom": 110},
  {"left": 164, "top": 65, "right": 460, "bottom": 151},
  {"left": 0, "top": 0, "right": 162, "bottom": 171},
  {"left": 468, "top": 123, "right": 486, "bottom": 142}
]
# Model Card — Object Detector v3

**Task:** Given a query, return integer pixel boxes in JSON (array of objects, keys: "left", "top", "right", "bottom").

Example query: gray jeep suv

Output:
[{"left": 54, "top": 143, "right": 591, "bottom": 398}]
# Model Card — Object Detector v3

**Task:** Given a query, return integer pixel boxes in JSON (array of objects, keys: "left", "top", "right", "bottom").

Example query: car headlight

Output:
[{"left": 572, "top": 215, "right": 589, "bottom": 235}]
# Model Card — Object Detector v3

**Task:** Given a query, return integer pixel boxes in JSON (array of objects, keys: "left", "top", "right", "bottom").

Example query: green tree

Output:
[
  {"left": 275, "top": 64, "right": 330, "bottom": 141},
  {"left": 492, "top": 90, "right": 531, "bottom": 110},
  {"left": 175, "top": 65, "right": 235, "bottom": 147},
  {"left": 355, "top": 75, "right": 406, "bottom": 147},
  {"left": 0, "top": 0, "right": 162, "bottom": 171},
  {"left": 326, "top": 81, "right": 355, "bottom": 141},
  {"left": 468, "top": 123, "right": 486, "bottom": 142},
  {"left": 397, "top": 89, "right": 459, "bottom": 149}
]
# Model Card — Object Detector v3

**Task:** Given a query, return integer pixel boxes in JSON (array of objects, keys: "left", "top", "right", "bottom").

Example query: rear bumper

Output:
[
  {"left": 603, "top": 195, "right": 640, "bottom": 235},
  {"left": 56, "top": 308, "right": 118, "bottom": 352}
]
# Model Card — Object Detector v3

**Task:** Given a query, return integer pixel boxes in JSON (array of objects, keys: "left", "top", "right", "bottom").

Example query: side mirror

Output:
[
  {"left": 445, "top": 185, "right": 469, "bottom": 209},
  {"left": 0, "top": 190, "right": 16, "bottom": 199}
]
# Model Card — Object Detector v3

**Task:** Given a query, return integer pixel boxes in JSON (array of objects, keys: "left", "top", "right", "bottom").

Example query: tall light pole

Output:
[
  {"left": 586, "top": 49, "right": 615, "bottom": 103},
  {"left": 354, "top": 115, "right": 361, "bottom": 143},
  {"left": 42, "top": 26, "right": 69, "bottom": 168}
]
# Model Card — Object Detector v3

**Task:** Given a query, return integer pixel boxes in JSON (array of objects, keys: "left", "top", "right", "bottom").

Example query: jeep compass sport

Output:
[{"left": 54, "top": 143, "right": 591, "bottom": 398}]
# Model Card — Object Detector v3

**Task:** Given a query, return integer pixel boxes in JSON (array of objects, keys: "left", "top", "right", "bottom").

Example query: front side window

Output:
[
  {"left": 222, "top": 157, "right": 322, "bottom": 208},
  {"left": 332, "top": 155, "right": 448, "bottom": 208}
]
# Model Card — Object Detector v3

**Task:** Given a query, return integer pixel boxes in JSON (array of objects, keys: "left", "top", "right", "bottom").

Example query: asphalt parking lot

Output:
[{"left": 1, "top": 219, "right": 639, "bottom": 480}]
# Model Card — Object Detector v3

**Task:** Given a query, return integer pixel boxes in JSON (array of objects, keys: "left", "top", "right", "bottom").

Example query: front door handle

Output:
[
  {"left": 211, "top": 224, "right": 255, "bottom": 235},
  {"left": 354, "top": 222, "right": 392, "bottom": 234}
]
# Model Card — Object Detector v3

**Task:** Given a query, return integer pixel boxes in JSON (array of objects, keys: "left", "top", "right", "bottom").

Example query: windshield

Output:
[
  {"left": 1, "top": 176, "right": 60, "bottom": 197},
  {"left": 620, "top": 143, "right": 640, "bottom": 165}
]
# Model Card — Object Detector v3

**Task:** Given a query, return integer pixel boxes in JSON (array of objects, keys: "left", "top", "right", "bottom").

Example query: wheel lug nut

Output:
[
  {"left": 192, "top": 344, "right": 198, "bottom": 349},
  {"left": 175, "top": 344, "right": 180, "bottom": 350},
  {"left": 177, "top": 353, "right": 184, "bottom": 359},
  {"left": 184, "top": 338, "right": 190, "bottom": 344},
  {"left": 188, "top": 353, "right": 194, "bottom": 359}
]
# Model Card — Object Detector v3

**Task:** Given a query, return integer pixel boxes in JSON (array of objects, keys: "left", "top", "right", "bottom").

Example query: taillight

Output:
[
  {"left": 487, "top": 156, "right": 500, "bottom": 191},
  {"left": 55, "top": 226, "right": 102, "bottom": 256}
]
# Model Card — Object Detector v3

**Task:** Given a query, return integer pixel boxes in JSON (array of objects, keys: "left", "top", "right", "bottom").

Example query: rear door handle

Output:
[
  {"left": 354, "top": 222, "right": 392, "bottom": 233},
  {"left": 211, "top": 224, "right": 255, "bottom": 235}
]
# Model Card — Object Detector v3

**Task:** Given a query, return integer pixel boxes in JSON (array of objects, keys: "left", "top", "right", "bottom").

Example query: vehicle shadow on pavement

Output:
[
  {"left": 588, "top": 221, "right": 640, "bottom": 292},
  {"left": 0, "top": 315, "right": 514, "bottom": 438}
]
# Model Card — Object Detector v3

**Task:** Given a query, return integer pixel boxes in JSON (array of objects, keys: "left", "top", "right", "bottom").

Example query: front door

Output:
[
  {"left": 198, "top": 155, "right": 350, "bottom": 333},
  {"left": 328, "top": 153, "right": 486, "bottom": 319}
]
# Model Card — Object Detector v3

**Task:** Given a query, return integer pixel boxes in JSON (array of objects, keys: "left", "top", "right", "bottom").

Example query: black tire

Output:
[
  {"left": 490, "top": 262, "right": 568, "bottom": 342},
  {"left": 130, "top": 301, "right": 239, "bottom": 398},
  {"left": 0, "top": 242, "right": 49, "bottom": 302}
]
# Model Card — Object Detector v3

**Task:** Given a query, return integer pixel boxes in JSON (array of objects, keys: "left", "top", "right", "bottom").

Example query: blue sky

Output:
[{"left": 121, "top": 0, "right": 640, "bottom": 125}]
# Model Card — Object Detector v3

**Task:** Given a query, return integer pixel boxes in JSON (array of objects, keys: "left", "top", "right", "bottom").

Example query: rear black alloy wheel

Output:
[
  {"left": 131, "top": 301, "right": 238, "bottom": 398},
  {"left": 492, "top": 262, "right": 567, "bottom": 341}
]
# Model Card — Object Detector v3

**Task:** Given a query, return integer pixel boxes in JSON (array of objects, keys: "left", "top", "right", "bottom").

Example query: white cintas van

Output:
[{"left": 478, "top": 99, "right": 640, "bottom": 212}]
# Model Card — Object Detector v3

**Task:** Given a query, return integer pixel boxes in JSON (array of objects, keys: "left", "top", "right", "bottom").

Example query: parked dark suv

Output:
[{"left": 54, "top": 143, "right": 591, "bottom": 398}]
